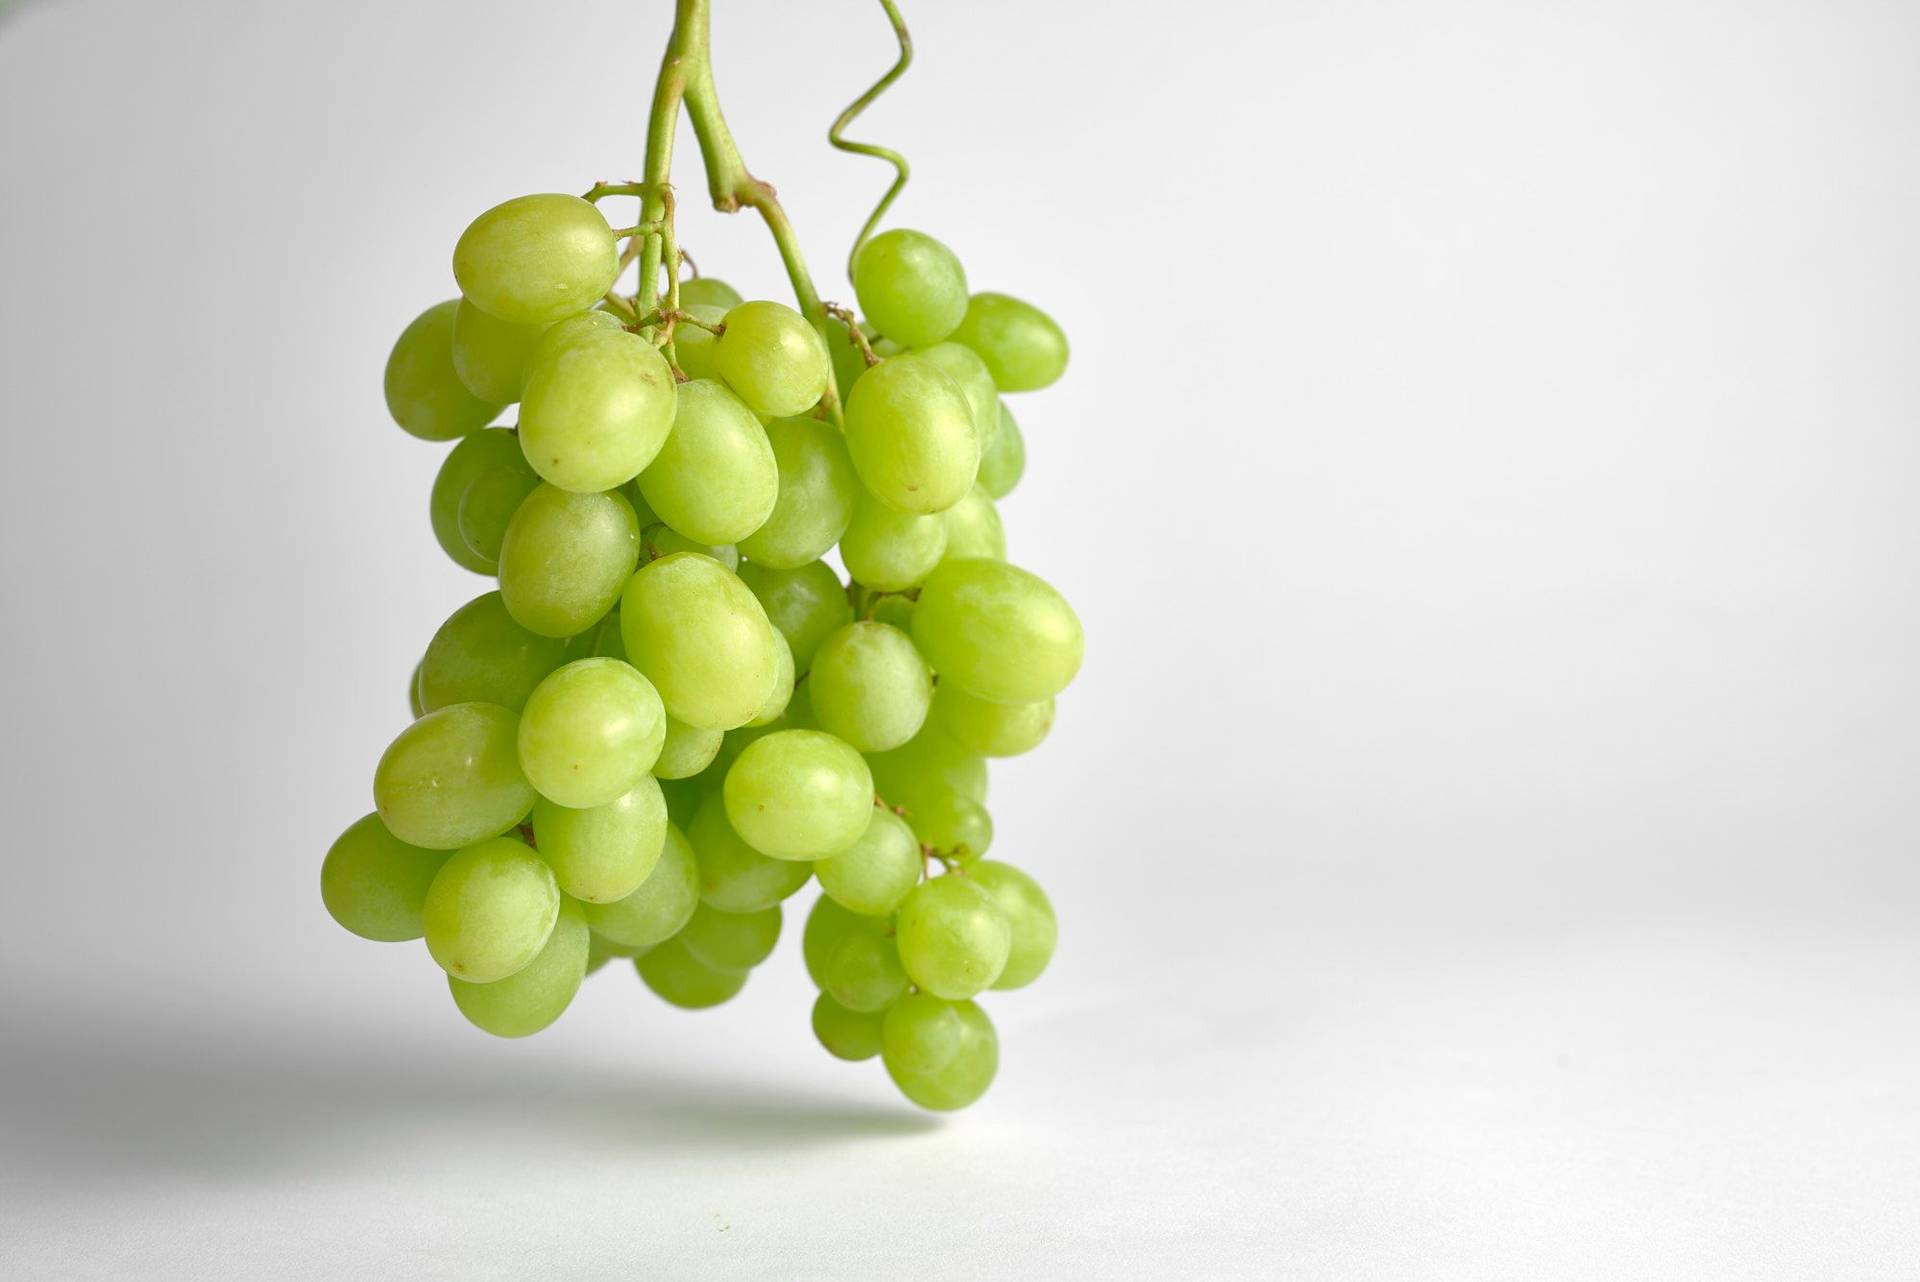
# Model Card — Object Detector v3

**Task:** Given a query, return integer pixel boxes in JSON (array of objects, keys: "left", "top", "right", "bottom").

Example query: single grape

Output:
[
  {"left": 518, "top": 658, "right": 665, "bottom": 809},
  {"left": 621, "top": 552, "right": 779, "bottom": 729},
  {"left": 676, "top": 277, "right": 743, "bottom": 310},
  {"left": 940, "top": 485, "right": 1006, "bottom": 562},
  {"left": 745, "top": 626, "right": 795, "bottom": 727},
  {"left": 635, "top": 936, "right": 748, "bottom": 1009},
  {"left": 374, "top": 703, "right": 535, "bottom": 849},
  {"left": 929, "top": 683, "right": 1054, "bottom": 757},
  {"left": 641, "top": 522, "right": 739, "bottom": 572},
  {"left": 884, "top": 999, "right": 997, "bottom": 1110},
  {"left": 320, "top": 813, "right": 451, "bottom": 942},
  {"left": 838, "top": 491, "right": 947, "bottom": 591},
  {"left": 687, "top": 791, "right": 814, "bottom": 912},
  {"left": 866, "top": 721, "right": 989, "bottom": 817},
  {"left": 448, "top": 896, "right": 589, "bottom": 1037},
  {"left": 976, "top": 400, "right": 1025, "bottom": 499},
  {"left": 497, "top": 483, "right": 640, "bottom": 638},
  {"left": 678, "top": 901, "right": 782, "bottom": 972},
  {"left": 530, "top": 777, "right": 667, "bottom": 904},
  {"left": 912, "top": 558, "right": 1083, "bottom": 704},
  {"left": 819, "top": 919, "right": 908, "bottom": 1013},
  {"left": 812, "top": 992, "right": 886, "bottom": 1061},
  {"left": 807, "top": 621, "right": 931, "bottom": 752},
  {"left": 519, "top": 311, "right": 675, "bottom": 493},
  {"left": 735, "top": 559, "right": 852, "bottom": 672},
  {"left": 913, "top": 340, "right": 998, "bottom": 449},
  {"left": 909, "top": 792, "right": 992, "bottom": 862},
  {"left": 867, "top": 592, "right": 916, "bottom": 633},
  {"left": 581, "top": 822, "right": 700, "bottom": 947},
  {"left": 814, "top": 807, "right": 921, "bottom": 916},
  {"left": 894, "top": 874, "right": 1010, "bottom": 999},
  {"left": 450, "top": 298, "right": 552, "bottom": 404},
  {"left": 453, "top": 193, "right": 618, "bottom": 326},
  {"left": 667, "top": 303, "right": 729, "bottom": 382},
  {"left": 879, "top": 991, "right": 966, "bottom": 1075},
  {"left": 637, "top": 379, "right": 778, "bottom": 545},
  {"left": 385, "top": 300, "right": 502, "bottom": 441},
  {"left": 418, "top": 592, "right": 569, "bottom": 714},
  {"left": 853, "top": 228, "right": 968, "bottom": 349},
  {"left": 949, "top": 291, "right": 1068, "bottom": 391},
  {"left": 724, "top": 729, "right": 874, "bottom": 860},
  {"left": 653, "top": 714, "right": 725, "bottom": 780},
  {"left": 713, "top": 300, "right": 830, "bottom": 417},
  {"left": 429, "top": 428, "right": 523, "bottom": 573},
  {"left": 736, "top": 417, "right": 858, "bottom": 569},
  {"left": 456, "top": 452, "right": 542, "bottom": 565},
  {"left": 970, "top": 861, "right": 1057, "bottom": 989},
  {"left": 802, "top": 894, "right": 889, "bottom": 986},
  {"left": 843, "top": 353, "right": 979, "bottom": 515},
  {"left": 422, "top": 836, "right": 561, "bottom": 982}
]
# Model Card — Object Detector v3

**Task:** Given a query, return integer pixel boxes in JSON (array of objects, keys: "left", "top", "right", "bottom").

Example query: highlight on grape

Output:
[{"left": 323, "top": 0, "right": 1080, "bottom": 1111}]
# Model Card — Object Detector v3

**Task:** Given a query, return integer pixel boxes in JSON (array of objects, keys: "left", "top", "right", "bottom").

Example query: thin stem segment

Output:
[{"left": 827, "top": 0, "right": 914, "bottom": 283}]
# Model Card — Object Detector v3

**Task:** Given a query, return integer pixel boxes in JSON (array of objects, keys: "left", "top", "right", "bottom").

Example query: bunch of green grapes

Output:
[{"left": 324, "top": 192, "right": 1077, "bottom": 1111}]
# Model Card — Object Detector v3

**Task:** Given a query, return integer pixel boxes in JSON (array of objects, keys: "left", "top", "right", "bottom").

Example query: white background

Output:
[{"left": 3, "top": 0, "right": 1918, "bottom": 1276}]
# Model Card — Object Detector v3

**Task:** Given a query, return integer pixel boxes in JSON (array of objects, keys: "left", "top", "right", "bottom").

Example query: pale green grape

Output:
[
  {"left": 590, "top": 931, "right": 650, "bottom": 960},
  {"left": 635, "top": 936, "right": 748, "bottom": 1009},
  {"left": 688, "top": 791, "right": 813, "bottom": 912},
  {"left": 820, "top": 918, "right": 908, "bottom": 1012},
  {"left": 653, "top": 714, "right": 725, "bottom": 779},
  {"left": 802, "top": 894, "right": 884, "bottom": 986},
  {"left": 853, "top": 228, "right": 968, "bottom": 349},
  {"left": 912, "top": 559, "right": 1083, "bottom": 704},
  {"left": 867, "top": 592, "right": 916, "bottom": 632},
  {"left": 950, "top": 291, "right": 1068, "bottom": 391},
  {"left": 621, "top": 553, "right": 779, "bottom": 730},
  {"left": 736, "top": 559, "right": 852, "bottom": 672},
  {"left": 456, "top": 452, "right": 541, "bottom": 565},
  {"left": 637, "top": 379, "right": 778, "bottom": 544},
  {"left": 879, "top": 991, "right": 965, "bottom": 1075},
  {"left": 843, "top": 353, "right": 979, "bottom": 514},
  {"left": 894, "top": 874, "right": 1009, "bottom": 999},
  {"left": 320, "top": 813, "right": 451, "bottom": 942},
  {"left": 814, "top": 807, "right": 921, "bottom": 916},
  {"left": 453, "top": 193, "right": 618, "bottom": 325},
  {"left": 839, "top": 491, "right": 947, "bottom": 591},
  {"left": 723, "top": 729, "right": 873, "bottom": 860},
  {"left": 449, "top": 896, "right": 589, "bottom": 1037},
  {"left": 971, "top": 861, "right": 1056, "bottom": 989},
  {"left": 374, "top": 703, "right": 535, "bottom": 849},
  {"left": 418, "top": 592, "right": 569, "bottom": 714},
  {"left": 714, "top": 300, "right": 830, "bottom": 417},
  {"left": 676, "top": 277, "right": 743, "bottom": 310},
  {"left": 929, "top": 682, "right": 1054, "bottom": 757},
  {"left": 497, "top": 483, "right": 640, "bottom": 638},
  {"left": 746, "top": 626, "right": 795, "bottom": 727},
  {"left": 581, "top": 822, "right": 699, "bottom": 947},
  {"left": 530, "top": 776, "right": 667, "bottom": 903},
  {"left": 736, "top": 417, "right": 858, "bottom": 568},
  {"left": 812, "top": 992, "right": 885, "bottom": 1061},
  {"left": 430, "top": 428, "right": 522, "bottom": 574},
  {"left": 914, "top": 340, "right": 998, "bottom": 448},
  {"left": 940, "top": 485, "right": 1006, "bottom": 562},
  {"left": 450, "top": 298, "right": 552, "bottom": 404},
  {"left": 422, "top": 836, "right": 560, "bottom": 982},
  {"left": 669, "top": 303, "right": 729, "bottom": 382},
  {"left": 977, "top": 401, "right": 1025, "bottom": 499},
  {"left": 518, "top": 658, "right": 665, "bottom": 808},
  {"left": 678, "top": 901, "right": 782, "bottom": 972},
  {"left": 867, "top": 722, "right": 988, "bottom": 817},
  {"left": 909, "top": 792, "right": 992, "bottom": 861},
  {"left": 807, "top": 621, "right": 931, "bottom": 752},
  {"left": 885, "top": 999, "right": 997, "bottom": 1110},
  {"left": 386, "top": 300, "right": 503, "bottom": 441},
  {"left": 519, "top": 311, "right": 676, "bottom": 492},
  {"left": 641, "top": 523, "right": 739, "bottom": 572}
]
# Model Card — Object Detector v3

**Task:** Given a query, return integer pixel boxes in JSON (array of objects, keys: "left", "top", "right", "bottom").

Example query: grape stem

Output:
[
  {"left": 822, "top": 302, "right": 882, "bottom": 368},
  {"left": 827, "top": 0, "right": 914, "bottom": 284}
]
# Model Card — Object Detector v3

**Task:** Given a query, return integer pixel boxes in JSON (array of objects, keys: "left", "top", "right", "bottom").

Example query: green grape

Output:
[
  {"left": 519, "top": 311, "right": 676, "bottom": 492},
  {"left": 623, "top": 481, "right": 660, "bottom": 528},
  {"left": 448, "top": 896, "right": 589, "bottom": 1037},
  {"left": 838, "top": 491, "right": 947, "bottom": 591},
  {"left": 688, "top": 791, "right": 813, "bottom": 912},
  {"left": 374, "top": 703, "right": 536, "bottom": 849},
  {"left": 970, "top": 861, "right": 1056, "bottom": 989},
  {"left": 589, "top": 931, "right": 651, "bottom": 961},
  {"left": 914, "top": 340, "right": 998, "bottom": 448},
  {"left": 713, "top": 300, "right": 830, "bottom": 417},
  {"left": 453, "top": 193, "right": 618, "bottom": 326},
  {"left": 735, "top": 559, "right": 852, "bottom": 672},
  {"left": 912, "top": 558, "right": 1083, "bottom": 704},
  {"left": 450, "top": 298, "right": 552, "bottom": 404},
  {"left": 530, "top": 776, "right": 668, "bottom": 903},
  {"left": 581, "top": 822, "right": 699, "bottom": 947},
  {"left": 885, "top": 999, "right": 997, "bottom": 1110},
  {"left": 976, "top": 401, "right": 1025, "bottom": 499},
  {"left": 812, "top": 992, "right": 886, "bottom": 1061},
  {"left": 657, "top": 774, "right": 707, "bottom": 830},
  {"left": 867, "top": 592, "right": 916, "bottom": 632},
  {"left": 736, "top": 417, "right": 858, "bottom": 569},
  {"left": 642, "top": 523, "right": 739, "bottom": 572},
  {"left": 653, "top": 714, "right": 725, "bottom": 779},
  {"left": 409, "top": 662, "right": 426, "bottom": 718},
  {"left": 745, "top": 626, "right": 795, "bottom": 727},
  {"left": 430, "top": 428, "right": 522, "bottom": 574},
  {"left": 676, "top": 277, "right": 743, "bottom": 310},
  {"left": 843, "top": 353, "right": 979, "bottom": 515},
  {"left": 422, "top": 836, "right": 560, "bottom": 982},
  {"left": 909, "top": 792, "right": 992, "bottom": 861},
  {"left": 723, "top": 729, "right": 873, "bottom": 860},
  {"left": 621, "top": 552, "right": 779, "bottom": 730},
  {"left": 807, "top": 621, "right": 931, "bottom": 752},
  {"left": 853, "top": 228, "right": 968, "bottom": 349},
  {"left": 879, "top": 991, "right": 965, "bottom": 1075},
  {"left": 456, "top": 453, "right": 542, "bottom": 565},
  {"left": 867, "top": 722, "right": 988, "bottom": 816},
  {"left": 418, "top": 592, "right": 569, "bottom": 714},
  {"left": 668, "top": 303, "right": 730, "bottom": 382},
  {"left": 802, "top": 893, "right": 886, "bottom": 986},
  {"left": 635, "top": 936, "right": 748, "bottom": 1009},
  {"left": 497, "top": 483, "right": 640, "bottom": 638},
  {"left": 385, "top": 300, "right": 503, "bottom": 441},
  {"left": 678, "top": 901, "right": 782, "bottom": 972},
  {"left": 940, "top": 485, "right": 1006, "bottom": 562},
  {"left": 894, "top": 874, "right": 1010, "bottom": 999},
  {"left": 517, "top": 658, "right": 665, "bottom": 808},
  {"left": 320, "top": 813, "right": 451, "bottom": 942},
  {"left": 949, "top": 291, "right": 1069, "bottom": 391},
  {"left": 816, "top": 318, "right": 876, "bottom": 404},
  {"left": 929, "top": 682, "right": 1054, "bottom": 757},
  {"left": 637, "top": 379, "right": 778, "bottom": 545},
  {"left": 820, "top": 919, "right": 908, "bottom": 1013},
  {"left": 814, "top": 807, "right": 921, "bottom": 916}
]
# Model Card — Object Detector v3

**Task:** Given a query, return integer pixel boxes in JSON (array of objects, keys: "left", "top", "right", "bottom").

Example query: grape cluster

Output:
[{"left": 324, "top": 195, "right": 1080, "bottom": 1111}]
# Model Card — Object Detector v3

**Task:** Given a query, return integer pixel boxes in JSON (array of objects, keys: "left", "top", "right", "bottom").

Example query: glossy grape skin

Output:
[
  {"left": 910, "top": 792, "right": 993, "bottom": 862},
  {"left": 970, "top": 861, "right": 1057, "bottom": 990},
  {"left": 723, "top": 729, "right": 874, "bottom": 861},
  {"left": 912, "top": 558, "right": 1084, "bottom": 705},
  {"left": 746, "top": 627, "right": 795, "bottom": 728},
  {"left": 736, "top": 417, "right": 858, "bottom": 569},
  {"left": 884, "top": 999, "right": 997, "bottom": 1110},
  {"left": 843, "top": 353, "right": 979, "bottom": 515},
  {"left": 801, "top": 894, "right": 885, "bottom": 986},
  {"left": 653, "top": 715, "right": 725, "bottom": 780},
  {"left": 853, "top": 228, "right": 968, "bottom": 348},
  {"left": 949, "top": 292, "right": 1069, "bottom": 391},
  {"left": 453, "top": 193, "right": 618, "bottom": 326},
  {"left": 735, "top": 559, "right": 852, "bottom": 673},
  {"left": 418, "top": 592, "right": 569, "bottom": 715},
  {"left": 914, "top": 340, "right": 999, "bottom": 449},
  {"left": 678, "top": 901, "right": 782, "bottom": 972},
  {"left": 641, "top": 523, "right": 740, "bottom": 572},
  {"left": 620, "top": 552, "right": 780, "bottom": 730},
  {"left": 320, "top": 813, "right": 451, "bottom": 942},
  {"left": 456, "top": 451, "right": 542, "bottom": 565},
  {"left": 807, "top": 622, "right": 931, "bottom": 753},
  {"left": 635, "top": 936, "right": 748, "bottom": 1008},
  {"left": 976, "top": 401, "right": 1025, "bottom": 499},
  {"left": 839, "top": 492, "right": 948, "bottom": 592},
  {"left": 581, "top": 822, "right": 700, "bottom": 947},
  {"left": 430, "top": 429, "right": 522, "bottom": 573},
  {"left": 637, "top": 379, "right": 778, "bottom": 545},
  {"left": 894, "top": 874, "right": 1010, "bottom": 999},
  {"left": 714, "top": 300, "right": 830, "bottom": 417},
  {"left": 385, "top": 300, "right": 503, "bottom": 441},
  {"left": 819, "top": 917, "right": 908, "bottom": 1013},
  {"left": 421, "top": 836, "right": 561, "bottom": 982},
  {"left": 812, "top": 993, "right": 885, "bottom": 1061},
  {"left": 867, "top": 593, "right": 916, "bottom": 633},
  {"left": 517, "top": 658, "right": 665, "bottom": 809},
  {"left": 450, "top": 299, "right": 551, "bottom": 404},
  {"left": 676, "top": 277, "right": 743, "bottom": 310},
  {"left": 519, "top": 311, "right": 676, "bottom": 492},
  {"left": 530, "top": 778, "right": 668, "bottom": 903},
  {"left": 687, "top": 792, "right": 814, "bottom": 912},
  {"left": 497, "top": 483, "right": 640, "bottom": 638},
  {"left": 880, "top": 991, "right": 966, "bottom": 1075},
  {"left": 448, "top": 896, "right": 589, "bottom": 1037},
  {"left": 814, "top": 807, "right": 921, "bottom": 916},
  {"left": 866, "top": 722, "right": 989, "bottom": 817},
  {"left": 374, "top": 703, "right": 536, "bottom": 850},
  {"left": 940, "top": 485, "right": 1006, "bottom": 563},
  {"left": 929, "top": 682, "right": 1054, "bottom": 758},
  {"left": 668, "top": 303, "right": 729, "bottom": 382}
]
